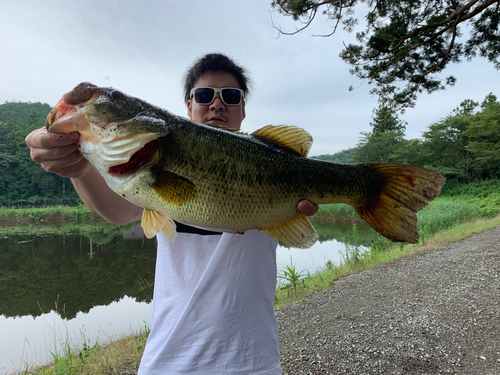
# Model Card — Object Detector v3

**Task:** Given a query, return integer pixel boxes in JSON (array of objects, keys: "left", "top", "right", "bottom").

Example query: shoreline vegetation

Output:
[{"left": 7, "top": 179, "right": 500, "bottom": 375}]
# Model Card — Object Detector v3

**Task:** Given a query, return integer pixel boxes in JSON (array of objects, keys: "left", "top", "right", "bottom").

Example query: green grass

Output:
[{"left": 17, "top": 324, "right": 150, "bottom": 375}]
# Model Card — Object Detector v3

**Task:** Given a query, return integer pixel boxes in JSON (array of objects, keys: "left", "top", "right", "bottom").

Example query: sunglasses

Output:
[{"left": 190, "top": 87, "right": 244, "bottom": 106}]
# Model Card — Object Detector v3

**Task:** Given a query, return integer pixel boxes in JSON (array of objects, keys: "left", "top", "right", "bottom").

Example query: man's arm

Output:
[{"left": 26, "top": 127, "right": 142, "bottom": 225}]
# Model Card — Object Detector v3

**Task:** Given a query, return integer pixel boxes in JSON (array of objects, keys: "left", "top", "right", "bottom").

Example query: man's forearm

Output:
[{"left": 71, "top": 166, "right": 143, "bottom": 225}]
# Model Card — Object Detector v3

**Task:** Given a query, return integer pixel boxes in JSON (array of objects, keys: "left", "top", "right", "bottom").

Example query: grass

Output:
[{"left": 17, "top": 325, "right": 150, "bottom": 375}]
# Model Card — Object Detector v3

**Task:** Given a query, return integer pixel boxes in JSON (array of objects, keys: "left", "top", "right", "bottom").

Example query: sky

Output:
[{"left": 1, "top": 0, "right": 497, "bottom": 156}]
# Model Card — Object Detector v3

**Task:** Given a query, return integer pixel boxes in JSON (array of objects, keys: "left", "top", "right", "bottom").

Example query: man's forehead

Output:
[{"left": 193, "top": 71, "right": 241, "bottom": 88}]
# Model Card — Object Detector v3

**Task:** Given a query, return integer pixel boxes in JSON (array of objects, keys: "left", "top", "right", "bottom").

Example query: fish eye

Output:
[{"left": 110, "top": 90, "right": 124, "bottom": 100}]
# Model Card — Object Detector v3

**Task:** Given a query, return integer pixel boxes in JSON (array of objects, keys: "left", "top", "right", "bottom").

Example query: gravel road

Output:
[{"left": 277, "top": 226, "right": 500, "bottom": 374}]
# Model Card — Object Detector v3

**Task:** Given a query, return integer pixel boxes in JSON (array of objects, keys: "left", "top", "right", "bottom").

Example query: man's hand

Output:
[
  {"left": 298, "top": 200, "right": 319, "bottom": 216},
  {"left": 25, "top": 127, "right": 92, "bottom": 178}
]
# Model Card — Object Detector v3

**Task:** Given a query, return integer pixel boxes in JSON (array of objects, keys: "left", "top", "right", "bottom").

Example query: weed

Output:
[{"left": 278, "top": 257, "right": 308, "bottom": 293}]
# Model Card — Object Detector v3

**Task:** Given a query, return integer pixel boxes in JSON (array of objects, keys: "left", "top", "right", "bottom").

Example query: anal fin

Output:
[
  {"left": 141, "top": 208, "right": 177, "bottom": 242},
  {"left": 259, "top": 213, "right": 318, "bottom": 249}
]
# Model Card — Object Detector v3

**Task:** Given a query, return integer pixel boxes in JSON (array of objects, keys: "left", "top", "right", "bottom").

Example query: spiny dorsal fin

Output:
[
  {"left": 152, "top": 170, "right": 197, "bottom": 205},
  {"left": 141, "top": 208, "right": 177, "bottom": 242},
  {"left": 251, "top": 125, "right": 313, "bottom": 157},
  {"left": 259, "top": 213, "right": 318, "bottom": 248}
]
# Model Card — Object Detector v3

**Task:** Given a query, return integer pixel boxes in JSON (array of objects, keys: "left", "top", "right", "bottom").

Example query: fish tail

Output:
[{"left": 354, "top": 163, "right": 445, "bottom": 243}]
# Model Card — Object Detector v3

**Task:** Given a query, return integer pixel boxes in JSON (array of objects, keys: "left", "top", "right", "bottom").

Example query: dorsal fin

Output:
[{"left": 251, "top": 125, "right": 313, "bottom": 157}]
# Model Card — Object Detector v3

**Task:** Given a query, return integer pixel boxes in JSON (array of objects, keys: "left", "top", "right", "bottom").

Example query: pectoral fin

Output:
[
  {"left": 141, "top": 208, "right": 177, "bottom": 242},
  {"left": 152, "top": 170, "right": 197, "bottom": 205},
  {"left": 259, "top": 213, "right": 318, "bottom": 248}
]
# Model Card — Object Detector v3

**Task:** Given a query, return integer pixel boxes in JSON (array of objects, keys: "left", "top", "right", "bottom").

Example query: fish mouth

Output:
[
  {"left": 46, "top": 82, "right": 101, "bottom": 133},
  {"left": 46, "top": 82, "right": 167, "bottom": 177}
]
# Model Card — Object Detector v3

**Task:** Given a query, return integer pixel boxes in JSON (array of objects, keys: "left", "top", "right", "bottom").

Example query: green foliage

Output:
[
  {"left": 353, "top": 130, "right": 406, "bottom": 163},
  {"left": 466, "top": 100, "right": 500, "bottom": 177},
  {"left": 271, "top": 0, "right": 500, "bottom": 108},
  {"left": 0, "top": 101, "right": 80, "bottom": 201},
  {"left": 370, "top": 105, "right": 407, "bottom": 134},
  {"left": 348, "top": 92, "right": 500, "bottom": 181},
  {"left": 416, "top": 199, "right": 483, "bottom": 237},
  {"left": 351, "top": 102, "right": 409, "bottom": 162},
  {"left": 311, "top": 148, "right": 355, "bottom": 163},
  {"left": 278, "top": 257, "right": 309, "bottom": 292}
]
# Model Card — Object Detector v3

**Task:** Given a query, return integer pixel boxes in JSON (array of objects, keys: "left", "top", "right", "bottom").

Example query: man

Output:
[{"left": 26, "top": 53, "right": 317, "bottom": 374}]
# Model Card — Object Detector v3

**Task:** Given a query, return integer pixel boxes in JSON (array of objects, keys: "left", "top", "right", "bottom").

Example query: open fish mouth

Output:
[
  {"left": 45, "top": 82, "right": 166, "bottom": 175},
  {"left": 46, "top": 83, "right": 101, "bottom": 133}
]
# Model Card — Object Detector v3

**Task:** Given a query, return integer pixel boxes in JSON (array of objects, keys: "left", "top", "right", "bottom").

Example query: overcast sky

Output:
[{"left": 1, "top": 0, "right": 497, "bottom": 156}]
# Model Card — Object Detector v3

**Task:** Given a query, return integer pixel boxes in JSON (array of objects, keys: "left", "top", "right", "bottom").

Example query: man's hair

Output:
[{"left": 183, "top": 53, "right": 250, "bottom": 103}]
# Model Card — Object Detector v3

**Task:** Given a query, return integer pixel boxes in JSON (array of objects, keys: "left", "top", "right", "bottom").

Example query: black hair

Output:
[{"left": 183, "top": 53, "right": 250, "bottom": 103}]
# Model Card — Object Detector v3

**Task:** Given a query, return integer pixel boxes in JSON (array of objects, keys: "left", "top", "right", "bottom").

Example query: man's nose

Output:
[{"left": 210, "top": 93, "right": 225, "bottom": 110}]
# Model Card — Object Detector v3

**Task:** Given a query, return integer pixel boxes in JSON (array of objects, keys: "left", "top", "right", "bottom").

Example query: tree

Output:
[
  {"left": 353, "top": 130, "right": 406, "bottom": 162},
  {"left": 271, "top": 0, "right": 500, "bottom": 108},
  {"left": 370, "top": 105, "right": 407, "bottom": 133},
  {"left": 352, "top": 102, "right": 407, "bottom": 162},
  {"left": 466, "top": 96, "right": 500, "bottom": 177},
  {"left": 421, "top": 110, "right": 476, "bottom": 182}
]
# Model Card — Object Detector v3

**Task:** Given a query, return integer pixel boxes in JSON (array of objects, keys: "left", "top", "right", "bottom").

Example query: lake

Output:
[{"left": 0, "top": 219, "right": 376, "bottom": 374}]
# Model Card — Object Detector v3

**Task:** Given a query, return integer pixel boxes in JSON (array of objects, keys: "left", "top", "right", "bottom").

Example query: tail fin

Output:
[{"left": 355, "top": 163, "right": 445, "bottom": 243}]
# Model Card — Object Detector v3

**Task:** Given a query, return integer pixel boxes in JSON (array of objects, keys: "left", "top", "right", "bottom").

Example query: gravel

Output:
[{"left": 276, "top": 225, "right": 500, "bottom": 374}]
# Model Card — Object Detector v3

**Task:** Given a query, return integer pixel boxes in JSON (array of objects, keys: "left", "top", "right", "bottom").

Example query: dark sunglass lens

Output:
[
  {"left": 221, "top": 89, "right": 241, "bottom": 105},
  {"left": 195, "top": 88, "right": 215, "bottom": 104}
]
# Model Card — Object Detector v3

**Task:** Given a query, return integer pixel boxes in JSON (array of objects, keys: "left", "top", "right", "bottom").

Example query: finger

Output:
[
  {"left": 42, "top": 150, "right": 92, "bottom": 178},
  {"left": 26, "top": 127, "right": 80, "bottom": 149},
  {"left": 297, "top": 200, "right": 319, "bottom": 216},
  {"left": 56, "top": 157, "right": 93, "bottom": 178},
  {"left": 30, "top": 143, "right": 80, "bottom": 164}
]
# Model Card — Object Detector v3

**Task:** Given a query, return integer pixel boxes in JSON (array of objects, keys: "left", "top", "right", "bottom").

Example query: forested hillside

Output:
[{"left": 0, "top": 102, "right": 78, "bottom": 203}]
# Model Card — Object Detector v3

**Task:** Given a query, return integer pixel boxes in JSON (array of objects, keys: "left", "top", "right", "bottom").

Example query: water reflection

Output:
[{"left": 0, "top": 219, "right": 374, "bottom": 374}]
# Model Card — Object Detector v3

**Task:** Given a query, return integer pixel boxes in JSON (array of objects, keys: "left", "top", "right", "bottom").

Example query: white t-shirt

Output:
[{"left": 138, "top": 228, "right": 282, "bottom": 375}]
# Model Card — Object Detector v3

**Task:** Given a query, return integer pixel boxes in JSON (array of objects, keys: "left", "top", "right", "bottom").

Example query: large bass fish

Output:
[{"left": 46, "top": 82, "right": 445, "bottom": 248}]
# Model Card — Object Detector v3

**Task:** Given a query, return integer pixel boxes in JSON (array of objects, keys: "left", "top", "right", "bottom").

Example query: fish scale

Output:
[{"left": 45, "top": 82, "right": 446, "bottom": 248}]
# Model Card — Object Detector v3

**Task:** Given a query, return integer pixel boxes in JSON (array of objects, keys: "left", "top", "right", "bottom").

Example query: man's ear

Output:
[
  {"left": 187, "top": 99, "right": 193, "bottom": 119},
  {"left": 241, "top": 99, "right": 246, "bottom": 121}
]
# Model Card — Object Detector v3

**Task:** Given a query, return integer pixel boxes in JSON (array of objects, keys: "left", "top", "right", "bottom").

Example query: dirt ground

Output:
[{"left": 276, "top": 226, "right": 500, "bottom": 374}]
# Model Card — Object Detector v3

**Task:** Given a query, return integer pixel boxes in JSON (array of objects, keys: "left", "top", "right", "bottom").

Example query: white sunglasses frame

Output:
[{"left": 190, "top": 87, "right": 244, "bottom": 106}]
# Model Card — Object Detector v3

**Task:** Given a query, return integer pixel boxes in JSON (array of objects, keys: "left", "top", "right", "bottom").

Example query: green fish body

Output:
[{"left": 46, "top": 82, "right": 445, "bottom": 248}]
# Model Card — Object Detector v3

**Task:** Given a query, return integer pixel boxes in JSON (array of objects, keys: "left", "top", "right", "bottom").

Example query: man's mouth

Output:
[{"left": 207, "top": 116, "right": 226, "bottom": 124}]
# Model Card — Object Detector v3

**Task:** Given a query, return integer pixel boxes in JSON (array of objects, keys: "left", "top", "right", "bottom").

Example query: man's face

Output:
[{"left": 187, "top": 71, "right": 246, "bottom": 130}]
